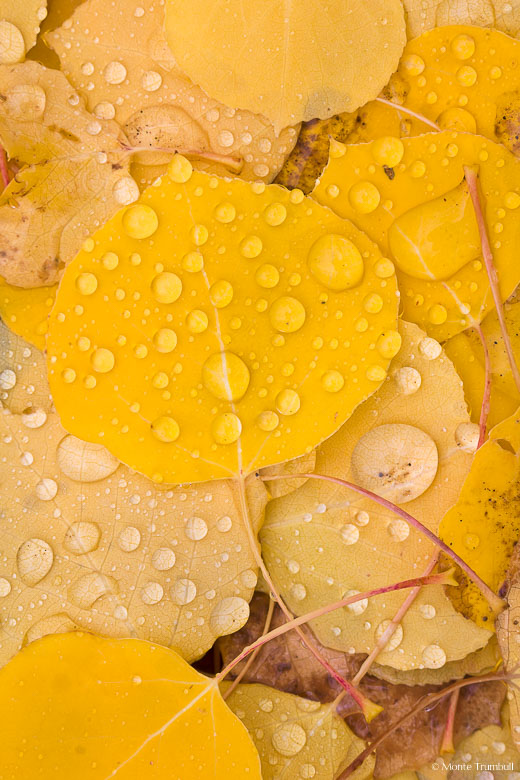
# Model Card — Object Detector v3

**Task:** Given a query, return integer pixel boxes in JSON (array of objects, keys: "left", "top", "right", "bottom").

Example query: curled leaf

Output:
[
  {"left": 0, "top": 632, "right": 262, "bottom": 777},
  {"left": 47, "top": 158, "right": 399, "bottom": 484},
  {"left": 0, "top": 407, "right": 267, "bottom": 665},
  {"left": 261, "top": 321, "right": 492, "bottom": 669},
  {"left": 313, "top": 131, "right": 520, "bottom": 340}
]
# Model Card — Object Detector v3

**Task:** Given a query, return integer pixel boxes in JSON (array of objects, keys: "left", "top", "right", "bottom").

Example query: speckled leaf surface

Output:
[{"left": 0, "top": 321, "right": 51, "bottom": 413}]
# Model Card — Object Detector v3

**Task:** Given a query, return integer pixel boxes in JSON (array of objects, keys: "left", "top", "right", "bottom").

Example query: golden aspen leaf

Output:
[
  {"left": 27, "top": 0, "right": 84, "bottom": 69},
  {"left": 0, "top": 0, "right": 47, "bottom": 63},
  {"left": 261, "top": 321, "right": 492, "bottom": 670},
  {"left": 444, "top": 298, "right": 520, "bottom": 431},
  {"left": 439, "top": 409, "right": 520, "bottom": 627},
  {"left": 164, "top": 0, "right": 406, "bottom": 133},
  {"left": 0, "top": 407, "right": 268, "bottom": 666},
  {"left": 448, "top": 705, "right": 520, "bottom": 780},
  {"left": 0, "top": 277, "right": 56, "bottom": 349},
  {"left": 46, "top": 160, "right": 399, "bottom": 485},
  {"left": 404, "top": 1, "right": 520, "bottom": 37},
  {"left": 498, "top": 589, "right": 520, "bottom": 754},
  {"left": 47, "top": 0, "right": 298, "bottom": 185},
  {"left": 224, "top": 683, "right": 373, "bottom": 780},
  {"left": 0, "top": 632, "right": 262, "bottom": 778},
  {"left": 261, "top": 450, "right": 317, "bottom": 499},
  {"left": 0, "top": 321, "right": 51, "bottom": 413},
  {"left": 313, "top": 131, "right": 520, "bottom": 341},
  {"left": 0, "top": 61, "right": 137, "bottom": 287}
]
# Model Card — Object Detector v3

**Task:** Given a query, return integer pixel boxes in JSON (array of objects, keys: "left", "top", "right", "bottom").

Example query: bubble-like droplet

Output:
[
  {"left": 257, "top": 410, "right": 279, "bottom": 431},
  {"left": 300, "top": 764, "right": 316, "bottom": 779},
  {"left": 151, "top": 272, "right": 182, "bottom": 304},
  {"left": 122, "top": 204, "right": 158, "bottom": 239},
  {"left": 63, "top": 522, "right": 101, "bottom": 554},
  {"left": 0, "top": 368, "right": 16, "bottom": 390},
  {"left": 291, "top": 583, "right": 307, "bottom": 600},
  {"left": 345, "top": 589, "right": 368, "bottom": 615},
  {"left": 185, "top": 516, "right": 208, "bottom": 541},
  {"left": 214, "top": 202, "right": 236, "bottom": 223},
  {"left": 202, "top": 352, "right": 250, "bottom": 401},
  {"left": 141, "top": 581, "right": 164, "bottom": 605},
  {"left": 275, "top": 389, "right": 300, "bottom": 416},
  {"left": 17, "top": 539, "right": 53, "bottom": 586},
  {"left": 388, "top": 519, "right": 410, "bottom": 542},
  {"left": 35, "top": 478, "right": 58, "bottom": 501},
  {"left": 437, "top": 107, "right": 477, "bottom": 133},
  {"left": 57, "top": 435, "right": 119, "bottom": 481},
  {"left": 340, "top": 524, "right": 359, "bottom": 545},
  {"left": 168, "top": 154, "right": 193, "bottom": 183},
  {"left": 418, "top": 337, "right": 442, "bottom": 360},
  {"left": 209, "top": 597, "right": 250, "bottom": 635},
  {"left": 375, "top": 620, "right": 403, "bottom": 651},
  {"left": 0, "top": 577, "right": 11, "bottom": 597},
  {"left": 153, "top": 328, "right": 177, "bottom": 353},
  {"left": 209, "top": 280, "right": 233, "bottom": 308},
  {"left": 269, "top": 297, "right": 306, "bottom": 333},
  {"left": 187, "top": 309, "right": 208, "bottom": 333},
  {"left": 422, "top": 643, "right": 446, "bottom": 668},
  {"left": 5, "top": 83, "right": 46, "bottom": 119},
  {"left": 212, "top": 413, "right": 242, "bottom": 444},
  {"left": 377, "top": 330, "right": 402, "bottom": 359},
  {"left": 371, "top": 136, "right": 404, "bottom": 167},
  {"left": 91, "top": 348, "right": 115, "bottom": 373},
  {"left": 272, "top": 723, "right": 307, "bottom": 757},
  {"left": 0, "top": 21, "right": 25, "bottom": 64},
  {"left": 393, "top": 366, "right": 422, "bottom": 395},
  {"left": 402, "top": 53, "right": 425, "bottom": 76},
  {"left": 182, "top": 251, "right": 204, "bottom": 273},
  {"left": 69, "top": 573, "right": 117, "bottom": 609},
  {"left": 264, "top": 202, "right": 287, "bottom": 226},
  {"left": 451, "top": 34, "right": 476, "bottom": 60},
  {"left": 349, "top": 181, "right": 380, "bottom": 213},
  {"left": 255, "top": 264, "right": 280, "bottom": 288},
  {"left": 455, "top": 422, "right": 480, "bottom": 453},
  {"left": 22, "top": 409, "right": 47, "bottom": 428},
  {"left": 217, "top": 515, "right": 232, "bottom": 532},
  {"left": 419, "top": 604, "right": 436, "bottom": 619},
  {"left": 75, "top": 272, "right": 98, "bottom": 296},
  {"left": 151, "top": 416, "right": 180, "bottom": 442},
  {"left": 307, "top": 234, "right": 364, "bottom": 291},
  {"left": 456, "top": 65, "right": 477, "bottom": 86},
  {"left": 464, "top": 533, "right": 480, "bottom": 550},
  {"left": 171, "top": 578, "right": 197, "bottom": 605},
  {"left": 152, "top": 547, "right": 176, "bottom": 570},
  {"left": 142, "top": 70, "right": 162, "bottom": 91},
  {"left": 118, "top": 526, "right": 141, "bottom": 552},
  {"left": 505, "top": 191, "right": 520, "bottom": 210},
  {"left": 321, "top": 370, "right": 345, "bottom": 393},
  {"left": 104, "top": 60, "right": 127, "bottom": 84},
  {"left": 240, "top": 235, "right": 263, "bottom": 258},
  {"left": 240, "top": 569, "right": 258, "bottom": 588}
]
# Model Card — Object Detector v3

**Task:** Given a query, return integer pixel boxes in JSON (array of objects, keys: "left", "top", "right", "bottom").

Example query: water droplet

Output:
[
  {"left": 35, "top": 478, "right": 58, "bottom": 501},
  {"left": 240, "top": 569, "right": 257, "bottom": 588},
  {"left": 64, "top": 522, "right": 101, "bottom": 554},
  {"left": 142, "top": 70, "right": 162, "bottom": 91},
  {"left": 255, "top": 264, "right": 280, "bottom": 288},
  {"left": 264, "top": 202, "right": 287, "bottom": 226},
  {"left": 240, "top": 235, "right": 263, "bottom": 258},
  {"left": 505, "top": 191, "right": 520, "bottom": 210},
  {"left": 210, "top": 596, "right": 249, "bottom": 635},
  {"left": 418, "top": 337, "right": 442, "bottom": 360},
  {"left": 151, "top": 416, "right": 180, "bottom": 442},
  {"left": 464, "top": 533, "right": 480, "bottom": 550},
  {"left": 259, "top": 698, "right": 274, "bottom": 712},
  {"left": 185, "top": 517, "right": 208, "bottom": 541},
  {"left": 122, "top": 204, "right": 158, "bottom": 239},
  {"left": 0, "top": 21, "right": 25, "bottom": 64},
  {"left": 457, "top": 65, "right": 477, "bottom": 86},
  {"left": 141, "top": 581, "right": 164, "bottom": 605},
  {"left": 153, "top": 328, "right": 177, "bottom": 353},
  {"left": 171, "top": 578, "right": 197, "bottom": 605},
  {"left": 214, "top": 202, "right": 236, "bottom": 223},
  {"left": 272, "top": 723, "right": 307, "bottom": 757},
  {"left": 393, "top": 366, "right": 421, "bottom": 395},
  {"left": 422, "top": 643, "right": 446, "bottom": 668},
  {"left": 118, "top": 526, "right": 141, "bottom": 552},
  {"left": 419, "top": 604, "right": 436, "bottom": 619},
  {"left": 69, "top": 572, "right": 117, "bottom": 609},
  {"left": 202, "top": 352, "right": 250, "bottom": 401},
  {"left": 0, "top": 577, "right": 11, "bottom": 597},
  {"left": 275, "top": 389, "right": 300, "bottom": 416},
  {"left": 5, "top": 83, "right": 46, "bottom": 119},
  {"left": 428, "top": 304, "right": 448, "bottom": 325},
  {"left": 300, "top": 764, "right": 316, "bottom": 779},
  {"left": 372, "top": 136, "right": 404, "bottom": 167},
  {"left": 375, "top": 620, "right": 403, "bottom": 651},
  {"left": 340, "top": 524, "right": 359, "bottom": 545},
  {"left": 218, "top": 130, "right": 234, "bottom": 147},
  {"left": 388, "top": 519, "right": 409, "bottom": 542},
  {"left": 22, "top": 409, "right": 47, "bottom": 428},
  {"left": 402, "top": 53, "right": 425, "bottom": 76},
  {"left": 91, "top": 348, "right": 115, "bottom": 373},
  {"left": 345, "top": 589, "right": 368, "bottom": 615},
  {"left": 113, "top": 177, "right": 139, "bottom": 206},
  {"left": 0, "top": 368, "right": 16, "bottom": 390},
  {"left": 364, "top": 293, "right": 383, "bottom": 314},
  {"left": 321, "top": 370, "right": 345, "bottom": 393},
  {"left": 94, "top": 101, "right": 116, "bottom": 120},
  {"left": 291, "top": 583, "right": 307, "bottom": 600},
  {"left": 455, "top": 422, "right": 479, "bottom": 452},
  {"left": 212, "top": 412, "right": 242, "bottom": 445},
  {"left": 451, "top": 33, "right": 475, "bottom": 60},
  {"left": 75, "top": 272, "right": 98, "bottom": 295},
  {"left": 57, "top": 435, "right": 119, "bottom": 481},
  {"left": 308, "top": 234, "right": 364, "bottom": 290},
  {"left": 349, "top": 181, "right": 380, "bottom": 213},
  {"left": 269, "top": 296, "right": 306, "bottom": 333},
  {"left": 151, "top": 548, "right": 176, "bottom": 571},
  {"left": 104, "top": 60, "right": 127, "bottom": 84},
  {"left": 17, "top": 539, "right": 53, "bottom": 586}
]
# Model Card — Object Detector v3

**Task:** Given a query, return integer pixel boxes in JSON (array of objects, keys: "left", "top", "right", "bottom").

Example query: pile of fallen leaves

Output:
[{"left": 2, "top": 0, "right": 520, "bottom": 778}]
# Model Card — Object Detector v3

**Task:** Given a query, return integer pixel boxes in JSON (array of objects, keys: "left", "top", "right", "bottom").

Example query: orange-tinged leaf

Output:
[
  {"left": 0, "top": 321, "right": 52, "bottom": 413},
  {"left": 313, "top": 131, "right": 520, "bottom": 341},
  {"left": 0, "top": 407, "right": 268, "bottom": 665},
  {"left": 0, "top": 277, "right": 56, "bottom": 349},
  {"left": 0, "top": 61, "right": 137, "bottom": 287},
  {"left": 261, "top": 321, "right": 492, "bottom": 670},
  {"left": 439, "top": 409, "right": 520, "bottom": 627},
  {"left": 0, "top": 0, "right": 47, "bottom": 63},
  {"left": 225, "top": 683, "right": 373, "bottom": 780},
  {"left": 46, "top": 158, "right": 399, "bottom": 484},
  {"left": 47, "top": 0, "right": 298, "bottom": 183},
  {"left": 0, "top": 631, "right": 262, "bottom": 778},
  {"left": 164, "top": 0, "right": 406, "bottom": 132}
]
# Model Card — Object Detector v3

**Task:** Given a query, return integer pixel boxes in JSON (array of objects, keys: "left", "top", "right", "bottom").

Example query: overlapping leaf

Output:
[
  {"left": 0, "top": 0, "right": 47, "bottom": 63},
  {"left": 0, "top": 406, "right": 268, "bottom": 665},
  {"left": 0, "top": 632, "right": 262, "bottom": 777},
  {"left": 261, "top": 321, "right": 492, "bottom": 670},
  {"left": 0, "top": 60, "right": 137, "bottom": 287},
  {"left": 0, "top": 278, "right": 56, "bottom": 349},
  {"left": 404, "top": 1, "right": 520, "bottom": 37},
  {"left": 313, "top": 131, "right": 520, "bottom": 340},
  {"left": 0, "top": 321, "right": 51, "bottom": 412},
  {"left": 46, "top": 157, "right": 399, "bottom": 484},
  {"left": 47, "top": 0, "right": 297, "bottom": 186}
]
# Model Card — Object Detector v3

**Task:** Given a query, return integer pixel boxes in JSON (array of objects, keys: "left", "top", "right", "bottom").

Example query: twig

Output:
[
  {"left": 474, "top": 322, "right": 492, "bottom": 448},
  {"left": 375, "top": 97, "right": 440, "bottom": 130},
  {"left": 440, "top": 687, "right": 460, "bottom": 754},
  {"left": 0, "top": 146, "right": 10, "bottom": 190}
]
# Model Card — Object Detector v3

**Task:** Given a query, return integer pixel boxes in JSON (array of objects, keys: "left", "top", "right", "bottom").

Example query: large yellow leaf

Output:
[
  {"left": 47, "top": 0, "right": 297, "bottom": 184},
  {"left": 0, "top": 60, "right": 137, "bottom": 287},
  {"left": 0, "top": 406, "right": 268, "bottom": 666},
  {"left": 0, "top": 0, "right": 47, "bottom": 63},
  {"left": 440, "top": 409, "right": 520, "bottom": 626},
  {"left": 444, "top": 297, "right": 520, "bottom": 431},
  {"left": 164, "top": 0, "right": 406, "bottom": 132},
  {"left": 0, "top": 632, "right": 262, "bottom": 778},
  {"left": 225, "top": 683, "right": 373, "bottom": 780},
  {"left": 46, "top": 157, "right": 399, "bottom": 484},
  {"left": 404, "top": 0, "right": 520, "bottom": 37},
  {"left": 261, "top": 321, "right": 492, "bottom": 670},
  {"left": 313, "top": 132, "right": 520, "bottom": 341}
]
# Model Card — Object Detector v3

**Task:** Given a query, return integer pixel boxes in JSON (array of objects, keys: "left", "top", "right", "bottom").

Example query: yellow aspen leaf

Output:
[
  {"left": 0, "top": 277, "right": 56, "bottom": 349},
  {"left": 224, "top": 683, "right": 373, "bottom": 780},
  {"left": 439, "top": 409, "right": 520, "bottom": 627},
  {"left": 498, "top": 589, "right": 520, "bottom": 754},
  {"left": 0, "top": 61, "right": 137, "bottom": 287},
  {"left": 0, "top": 632, "right": 262, "bottom": 778},
  {"left": 313, "top": 132, "right": 520, "bottom": 341},
  {"left": 447, "top": 705, "right": 520, "bottom": 779},
  {"left": 261, "top": 450, "right": 317, "bottom": 499},
  {"left": 0, "top": 0, "right": 47, "bottom": 63},
  {"left": 47, "top": 0, "right": 298, "bottom": 184},
  {"left": 444, "top": 298, "right": 520, "bottom": 431},
  {"left": 27, "top": 0, "right": 84, "bottom": 69},
  {"left": 46, "top": 158, "right": 399, "bottom": 485},
  {"left": 0, "top": 321, "right": 51, "bottom": 413},
  {"left": 0, "top": 407, "right": 268, "bottom": 666},
  {"left": 404, "top": 1, "right": 520, "bottom": 37},
  {"left": 261, "top": 321, "right": 492, "bottom": 670},
  {"left": 164, "top": 0, "right": 406, "bottom": 133}
]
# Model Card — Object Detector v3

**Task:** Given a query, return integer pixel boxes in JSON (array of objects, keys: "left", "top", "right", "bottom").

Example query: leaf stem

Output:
[
  {"left": 464, "top": 165, "right": 520, "bottom": 394},
  {"left": 261, "top": 472, "right": 505, "bottom": 614},
  {"left": 222, "top": 596, "right": 275, "bottom": 700},
  {"left": 474, "top": 321, "right": 492, "bottom": 448},
  {"left": 440, "top": 687, "right": 460, "bottom": 754},
  {"left": 120, "top": 143, "right": 243, "bottom": 173},
  {"left": 375, "top": 97, "right": 440, "bottom": 130},
  {"left": 0, "top": 146, "right": 10, "bottom": 190}
]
